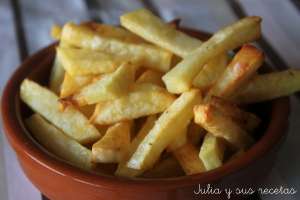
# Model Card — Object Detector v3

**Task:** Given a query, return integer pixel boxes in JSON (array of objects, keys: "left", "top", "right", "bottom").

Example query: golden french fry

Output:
[
  {"left": 209, "top": 96, "right": 261, "bottom": 132},
  {"left": 193, "top": 53, "right": 228, "bottom": 92},
  {"left": 167, "top": 126, "right": 188, "bottom": 152},
  {"left": 206, "top": 44, "right": 264, "bottom": 99},
  {"left": 143, "top": 156, "right": 184, "bottom": 178},
  {"left": 26, "top": 114, "right": 93, "bottom": 170},
  {"left": 127, "top": 89, "right": 202, "bottom": 171},
  {"left": 60, "top": 73, "right": 93, "bottom": 98},
  {"left": 173, "top": 143, "right": 206, "bottom": 175},
  {"left": 20, "top": 79, "right": 101, "bottom": 144},
  {"left": 90, "top": 83, "right": 175, "bottom": 125},
  {"left": 92, "top": 121, "right": 131, "bottom": 163},
  {"left": 136, "top": 70, "right": 164, "bottom": 87},
  {"left": 49, "top": 56, "right": 65, "bottom": 95},
  {"left": 82, "top": 22, "right": 145, "bottom": 43},
  {"left": 61, "top": 23, "right": 172, "bottom": 72},
  {"left": 115, "top": 115, "right": 157, "bottom": 177},
  {"left": 166, "top": 127, "right": 187, "bottom": 152},
  {"left": 232, "top": 69, "right": 300, "bottom": 104},
  {"left": 194, "top": 103, "right": 254, "bottom": 149},
  {"left": 72, "top": 63, "right": 135, "bottom": 106},
  {"left": 56, "top": 46, "right": 123, "bottom": 76},
  {"left": 51, "top": 24, "right": 62, "bottom": 40},
  {"left": 162, "top": 17, "right": 261, "bottom": 94},
  {"left": 120, "top": 9, "right": 202, "bottom": 57},
  {"left": 199, "top": 133, "right": 225, "bottom": 170}
]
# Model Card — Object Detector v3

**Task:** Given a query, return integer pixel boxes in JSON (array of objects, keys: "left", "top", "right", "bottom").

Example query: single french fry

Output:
[
  {"left": 136, "top": 70, "right": 164, "bottom": 87},
  {"left": 127, "top": 89, "right": 202, "bottom": 171},
  {"left": 120, "top": 9, "right": 202, "bottom": 57},
  {"left": 72, "top": 63, "right": 135, "bottom": 106},
  {"left": 115, "top": 115, "right": 157, "bottom": 177},
  {"left": 194, "top": 103, "right": 254, "bottom": 149},
  {"left": 49, "top": 56, "right": 65, "bottom": 95},
  {"left": 51, "top": 24, "right": 62, "bottom": 40},
  {"left": 166, "top": 127, "right": 187, "bottom": 152},
  {"left": 91, "top": 83, "right": 175, "bottom": 125},
  {"left": 199, "top": 133, "right": 225, "bottom": 170},
  {"left": 162, "top": 17, "right": 261, "bottom": 94},
  {"left": 206, "top": 44, "right": 264, "bottom": 99},
  {"left": 173, "top": 142, "right": 206, "bottom": 175},
  {"left": 56, "top": 46, "right": 123, "bottom": 76},
  {"left": 193, "top": 53, "right": 228, "bottom": 92},
  {"left": 209, "top": 96, "right": 261, "bottom": 132},
  {"left": 60, "top": 73, "right": 93, "bottom": 98},
  {"left": 26, "top": 114, "right": 93, "bottom": 170},
  {"left": 143, "top": 156, "right": 184, "bottom": 178},
  {"left": 92, "top": 121, "right": 131, "bottom": 163},
  {"left": 82, "top": 22, "right": 145, "bottom": 43},
  {"left": 232, "top": 69, "right": 300, "bottom": 104},
  {"left": 20, "top": 79, "right": 101, "bottom": 144},
  {"left": 61, "top": 23, "right": 172, "bottom": 72}
]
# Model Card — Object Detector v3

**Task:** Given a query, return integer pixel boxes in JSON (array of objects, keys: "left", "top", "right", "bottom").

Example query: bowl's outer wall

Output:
[{"left": 1, "top": 29, "right": 290, "bottom": 200}]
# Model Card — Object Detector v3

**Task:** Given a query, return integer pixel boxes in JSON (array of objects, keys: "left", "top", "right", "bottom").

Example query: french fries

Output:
[
  {"left": 206, "top": 44, "right": 264, "bottom": 99},
  {"left": 72, "top": 63, "right": 135, "bottom": 106},
  {"left": 20, "top": 79, "right": 101, "bottom": 144},
  {"left": 60, "top": 73, "right": 93, "bottom": 98},
  {"left": 209, "top": 96, "right": 261, "bottom": 132},
  {"left": 162, "top": 17, "right": 261, "bottom": 94},
  {"left": 21, "top": 9, "right": 300, "bottom": 178},
  {"left": 49, "top": 56, "right": 65, "bottom": 94},
  {"left": 26, "top": 114, "right": 93, "bottom": 170},
  {"left": 173, "top": 143, "right": 206, "bottom": 175},
  {"left": 136, "top": 70, "right": 164, "bottom": 87},
  {"left": 121, "top": 9, "right": 202, "bottom": 57},
  {"left": 57, "top": 46, "right": 122, "bottom": 76},
  {"left": 90, "top": 83, "right": 175, "bottom": 125},
  {"left": 127, "top": 89, "right": 202, "bottom": 171},
  {"left": 92, "top": 121, "right": 131, "bottom": 163},
  {"left": 199, "top": 133, "right": 225, "bottom": 170},
  {"left": 193, "top": 53, "right": 228, "bottom": 92},
  {"left": 61, "top": 23, "right": 172, "bottom": 72},
  {"left": 194, "top": 103, "right": 254, "bottom": 149},
  {"left": 232, "top": 69, "right": 300, "bottom": 104},
  {"left": 115, "top": 115, "right": 157, "bottom": 177}
]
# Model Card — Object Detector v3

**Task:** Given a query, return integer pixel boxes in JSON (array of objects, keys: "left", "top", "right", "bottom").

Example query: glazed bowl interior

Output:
[{"left": 1, "top": 29, "right": 290, "bottom": 191}]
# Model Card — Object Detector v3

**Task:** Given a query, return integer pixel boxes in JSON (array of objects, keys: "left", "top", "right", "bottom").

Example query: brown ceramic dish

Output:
[{"left": 1, "top": 28, "right": 290, "bottom": 200}]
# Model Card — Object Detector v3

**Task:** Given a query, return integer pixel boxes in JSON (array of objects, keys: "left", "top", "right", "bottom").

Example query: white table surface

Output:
[{"left": 0, "top": 0, "right": 299, "bottom": 199}]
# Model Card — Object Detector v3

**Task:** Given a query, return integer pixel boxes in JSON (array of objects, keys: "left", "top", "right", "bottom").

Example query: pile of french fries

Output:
[{"left": 21, "top": 9, "right": 300, "bottom": 178}]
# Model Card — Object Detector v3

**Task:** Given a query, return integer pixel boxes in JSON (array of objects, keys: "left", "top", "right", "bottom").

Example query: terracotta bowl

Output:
[{"left": 1, "top": 28, "right": 290, "bottom": 200}]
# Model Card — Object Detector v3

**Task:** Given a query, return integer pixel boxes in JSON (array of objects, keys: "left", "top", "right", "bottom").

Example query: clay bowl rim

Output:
[{"left": 1, "top": 28, "right": 290, "bottom": 192}]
